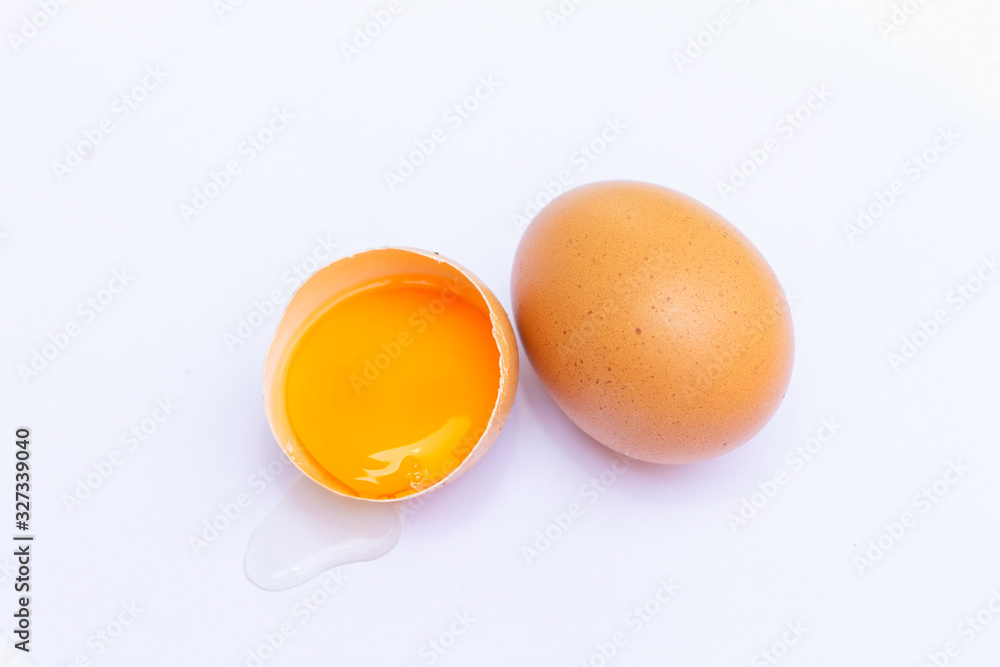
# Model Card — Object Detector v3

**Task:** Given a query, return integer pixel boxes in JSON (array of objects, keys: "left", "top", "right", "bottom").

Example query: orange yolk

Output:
[{"left": 284, "top": 276, "right": 501, "bottom": 499}]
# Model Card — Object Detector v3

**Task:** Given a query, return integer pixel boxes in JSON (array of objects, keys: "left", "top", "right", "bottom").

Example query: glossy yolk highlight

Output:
[{"left": 284, "top": 277, "right": 501, "bottom": 499}]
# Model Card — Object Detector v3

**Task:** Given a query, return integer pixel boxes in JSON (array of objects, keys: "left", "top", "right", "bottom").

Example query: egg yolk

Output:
[{"left": 284, "top": 275, "right": 501, "bottom": 499}]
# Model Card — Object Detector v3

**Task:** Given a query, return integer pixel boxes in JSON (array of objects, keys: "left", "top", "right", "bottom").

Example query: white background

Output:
[{"left": 2, "top": 1, "right": 1000, "bottom": 666}]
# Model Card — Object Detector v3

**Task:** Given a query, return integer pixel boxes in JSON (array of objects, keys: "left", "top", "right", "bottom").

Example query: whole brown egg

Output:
[{"left": 511, "top": 181, "right": 794, "bottom": 464}]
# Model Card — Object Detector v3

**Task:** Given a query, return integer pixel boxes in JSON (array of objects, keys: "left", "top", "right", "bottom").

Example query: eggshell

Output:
[
  {"left": 264, "top": 247, "right": 518, "bottom": 502},
  {"left": 511, "top": 181, "right": 794, "bottom": 464}
]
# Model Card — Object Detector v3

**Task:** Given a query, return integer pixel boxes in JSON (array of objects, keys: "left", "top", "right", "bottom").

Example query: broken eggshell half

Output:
[{"left": 263, "top": 247, "right": 518, "bottom": 502}]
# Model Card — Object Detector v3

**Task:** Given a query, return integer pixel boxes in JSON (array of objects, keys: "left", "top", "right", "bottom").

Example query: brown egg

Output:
[{"left": 511, "top": 181, "right": 794, "bottom": 464}]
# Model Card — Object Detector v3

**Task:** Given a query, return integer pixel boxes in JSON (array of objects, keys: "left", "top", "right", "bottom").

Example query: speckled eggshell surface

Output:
[{"left": 511, "top": 181, "right": 794, "bottom": 464}]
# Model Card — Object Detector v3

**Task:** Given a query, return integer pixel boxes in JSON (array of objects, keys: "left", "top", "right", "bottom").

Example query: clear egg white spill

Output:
[{"left": 244, "top": 476, "right": 403, "bottom": 591}]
